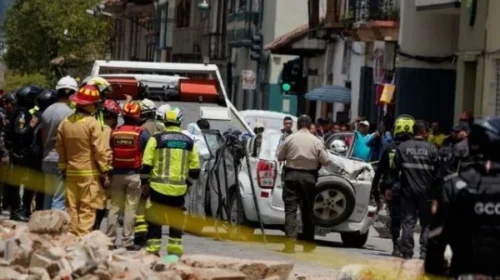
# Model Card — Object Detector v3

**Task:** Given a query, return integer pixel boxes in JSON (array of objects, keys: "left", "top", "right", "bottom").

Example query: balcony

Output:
[
  {"left": 415, "top": 0, "right": 460, "bottom": 13},
  {"left": 344, "top": 0, "right": 399, "bottom": 42}
]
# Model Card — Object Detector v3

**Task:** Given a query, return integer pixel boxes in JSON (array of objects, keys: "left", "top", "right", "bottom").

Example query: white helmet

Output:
[
  {"left": 156, "top": 104, "right": 171, "bottom": 120},
  {"left": 140, "top": 98, "right": 156, "bottom": 112},
  {"left": 56, "top": 76, "right": 78, "bottom": 92},
  {"left": 331, "top": 139, "right": 348, "bottom": 154}
]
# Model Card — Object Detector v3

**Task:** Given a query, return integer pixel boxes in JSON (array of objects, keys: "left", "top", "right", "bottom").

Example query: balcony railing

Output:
[
  {"left": 415, "top": 0, "right": 460, "bottom": 11},
  {"left": 347, "top": 0, "right": 399, "bottom": 23}
]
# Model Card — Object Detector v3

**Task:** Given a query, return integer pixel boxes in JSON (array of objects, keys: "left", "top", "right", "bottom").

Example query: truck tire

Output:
[
  {"left": 341, "top": 230, "right": 369, "bottom": 248},
  {"left": 313, "top": 177, "right": 355, "bottom": 227}
]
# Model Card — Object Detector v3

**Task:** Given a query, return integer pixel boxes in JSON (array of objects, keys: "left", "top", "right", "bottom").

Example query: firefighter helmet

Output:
[
  {"left": 122, "top": 101, "right": 142, "bottom": 120},
  {"left": 102, "top": 99, "right": 121, "bottom": 117},
  {"left": 86, "top": 77, "right": 112, "bottom": 95},
  {"left": 56, "top": 76, "right": 78, "bottom": 92},
  {"left": 70, "top": 85, "right": 102, "bottom": 105},
  {"left": 156, "top": 104, "right": 171, "bottom": 120},
  {"left": 164, "top": 107, "right": 183, "bottom": 125}
]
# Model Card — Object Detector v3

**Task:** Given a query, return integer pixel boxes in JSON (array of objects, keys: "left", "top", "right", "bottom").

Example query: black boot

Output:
[
  {"left": 391, "top": 239, "right": 401, "bottom": 257},
  {"left": 10, "top": 208, "right": 29, "bottom": 222}
]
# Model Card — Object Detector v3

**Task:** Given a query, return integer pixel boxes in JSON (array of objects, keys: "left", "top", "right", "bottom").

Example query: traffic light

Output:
[
  {"left": 280, "top": 59, "right": 304, "bottom": 94},
  {"left": 250, "top": 33, "right": 263, "bottom": 61}
]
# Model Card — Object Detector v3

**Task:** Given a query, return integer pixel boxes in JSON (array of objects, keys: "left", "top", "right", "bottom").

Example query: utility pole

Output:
[{"left": 251, "top": 0, "right": 264, "bottom": 110}]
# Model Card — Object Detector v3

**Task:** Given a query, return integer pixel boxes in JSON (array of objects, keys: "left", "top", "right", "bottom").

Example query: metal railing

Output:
[{"left": 348, "top": 0, "right": 399, "bottom": 23}]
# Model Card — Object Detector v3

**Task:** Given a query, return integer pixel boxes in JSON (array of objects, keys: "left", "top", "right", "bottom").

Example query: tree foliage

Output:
[
  {"left": 2, "top": 0, "right": 112, "bottom": 78},
  {"left": 4, "top": 70, "right": 50, "bottom": 92}
]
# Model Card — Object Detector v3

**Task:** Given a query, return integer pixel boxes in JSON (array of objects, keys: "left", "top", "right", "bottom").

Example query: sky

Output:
[{"left": 0, "top": 0, "right": 13, "bottom": 41}]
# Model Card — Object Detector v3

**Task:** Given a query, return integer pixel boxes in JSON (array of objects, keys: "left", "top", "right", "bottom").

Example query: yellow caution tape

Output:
[{"left": 0, "top": 164, "right": 444, "bottom": 278}]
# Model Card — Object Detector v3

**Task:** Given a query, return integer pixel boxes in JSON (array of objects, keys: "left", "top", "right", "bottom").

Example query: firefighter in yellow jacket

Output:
[
  {"left": 141, "top": 107, "right": 200, "bottom": 256},
  {"left": 55, "top": 84, "right": 112, "bottom": 236}
]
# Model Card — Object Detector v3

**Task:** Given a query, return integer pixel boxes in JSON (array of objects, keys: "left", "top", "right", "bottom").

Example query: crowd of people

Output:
[
  {"left": 2, "top": 74, "right": 500, "bottom": 278},
  {"left": 0, "top": 76, "right": 200, "bottom": 258},
  {"left": 275, "top": 109, "right": 500, "bottom": 278}
]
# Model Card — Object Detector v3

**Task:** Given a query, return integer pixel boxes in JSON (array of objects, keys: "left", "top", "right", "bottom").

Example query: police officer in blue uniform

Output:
[
  {"left": 395, "top": 120, "right": 439, "bottom": 260},
  {"left": 425, "top": 116, "right": 500, "bottom": 278},
  {"left": 372, "top": 115, "right": 415, "bottom": 257}
]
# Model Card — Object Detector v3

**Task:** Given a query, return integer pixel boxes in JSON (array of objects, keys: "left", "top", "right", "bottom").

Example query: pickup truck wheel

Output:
[
  {"left": 341, "top": 231, "right": 369, "bottom": 248},
  {"left": 228, "top": 190, "right": 253, "bottom": 240},
  {"left": 313, "top": 178, "right": 355, "bottom": 227}
]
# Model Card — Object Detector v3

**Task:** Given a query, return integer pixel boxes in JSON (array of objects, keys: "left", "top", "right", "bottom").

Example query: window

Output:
[
  {"left": 228, "top": 0, "right": 235, "bottom": 13},
  {"left": 238, "top": 0, "right": 247, "bottom": 11},
  {"left": 325, "top": 132, "right": 355, "bottom": 158},
  {"left": 175, "top": 0, "right": 191, "bottom": 28},
  {"left": 341, "top": 41, "right": 352, "bottom": 76},
  {"left": 157, "top": 2, "right": 169, "bottom": 49}
]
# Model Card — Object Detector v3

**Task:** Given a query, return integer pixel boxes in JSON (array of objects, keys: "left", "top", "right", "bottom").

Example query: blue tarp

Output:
[{"left": 304, "top": 85, "right": 351, "bottom": 104}]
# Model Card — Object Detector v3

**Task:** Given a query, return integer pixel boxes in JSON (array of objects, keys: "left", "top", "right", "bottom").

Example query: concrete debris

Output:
[
  {"left": 336, "top": 259, "right": 424, "bottom": 280},
  {"left": 27, "top": 210, "right": 70, "bottom": 235},
  {"left": 0, "top": 211, "right": 298, "bottom": 280},
  {"left": 181, "top": 255, "right": 294, "bottom": 280}
]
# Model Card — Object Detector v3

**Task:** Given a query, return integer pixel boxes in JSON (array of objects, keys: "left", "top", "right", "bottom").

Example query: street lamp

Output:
[
  {"left": 86, "top": 3, "right": 113, "bottom": 17},
  {"left": 198, "top": 0, "right": 210, "bottom": 11}
]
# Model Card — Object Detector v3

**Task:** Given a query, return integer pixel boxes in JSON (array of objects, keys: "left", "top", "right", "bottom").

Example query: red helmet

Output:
[
  {"left": 102, "top": 99, "right": 121, "bottom": 117},
  {"left": 70, "top": 84, "right": 101, "bottom": 105},
  {"left": 122, "top": 101, "right": 142, "bottom": 120}
]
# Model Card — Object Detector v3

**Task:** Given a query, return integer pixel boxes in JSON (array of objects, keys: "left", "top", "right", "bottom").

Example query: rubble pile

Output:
[
  {"left": 0, "top": 210, "right": 296, "bottom": 280},
  {"left": 336, "top": 258, "right": 426, "bottom": 280}
]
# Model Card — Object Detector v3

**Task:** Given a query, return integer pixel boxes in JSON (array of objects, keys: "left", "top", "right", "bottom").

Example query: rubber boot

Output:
[
  {"left": 281, "top": 239, "right": 295, "bottom": 254},
  {"left": 391, "top": 239, "right": 401, "bottom": 257}
]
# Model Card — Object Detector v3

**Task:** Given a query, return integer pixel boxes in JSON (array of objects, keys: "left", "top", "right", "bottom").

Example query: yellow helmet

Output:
[
  {"left": 87, "top": 77, "right": 111, "bottom": 94},
  {"left": 394, "top": 114, "right": 415, "bottom": 137},
  {"left": 164, "top": 107, "right": 183, "bottom": 125}
]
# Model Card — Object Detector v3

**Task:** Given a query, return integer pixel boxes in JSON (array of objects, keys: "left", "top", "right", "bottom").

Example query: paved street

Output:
[{"left": 157, "top": 226, "right": 421, "bottom": 279}]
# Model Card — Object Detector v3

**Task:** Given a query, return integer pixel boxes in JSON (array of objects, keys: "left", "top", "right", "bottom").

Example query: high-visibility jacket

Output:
[
  {"left": 111, "top": 125, "right": 143, "bottom": 169},
  {"left": 142, "top": 126, "right": 200, "bottom": 196},
  {"left": 56, "top": 112, "right": 113, "bottom": 176}
]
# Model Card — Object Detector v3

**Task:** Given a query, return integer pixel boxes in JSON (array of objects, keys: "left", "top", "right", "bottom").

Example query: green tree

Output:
[
  {"left": 2, "top": 0, "right": 112, "bottom": 79},
  {"left": 3, "top": 70, "right": 50, "bottom": 92}
]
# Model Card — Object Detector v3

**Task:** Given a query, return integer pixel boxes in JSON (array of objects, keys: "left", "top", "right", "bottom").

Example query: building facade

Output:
[{"left": 227, "top": 0, "right": 319, "bottom": 114}]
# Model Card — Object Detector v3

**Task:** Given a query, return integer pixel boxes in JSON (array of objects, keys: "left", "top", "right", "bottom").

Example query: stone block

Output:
[
  {"left": 171, "top": 263, "right": 246, "bottom": 280},
  {"left": 0, "top": 266, "right": 24, "bottom": 279},
  {"left": 28, "top": 210, "right": 70, "bottom": 235},
  {"left": 336, "top": 264, "right": 367, "bottom": 280},
  {"left": 181, "top": 255, "right": 293, "bottom": 280},
  {"left": 397, "top": 259, "right": 425, "bottom": 280},
  {"left": 28, "top": 267, "right": 51, "bottom": 280}
]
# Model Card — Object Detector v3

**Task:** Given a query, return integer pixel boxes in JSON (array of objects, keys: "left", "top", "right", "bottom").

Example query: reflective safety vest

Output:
[
  {"left": 389, "top": 148, "right": 396, "bottom": 169},
  {"left": 142, "top": 126, "right": 200, "bottom": 196},
  {"left": 111, "top": 125, "right": 143, "bottom": 169}
]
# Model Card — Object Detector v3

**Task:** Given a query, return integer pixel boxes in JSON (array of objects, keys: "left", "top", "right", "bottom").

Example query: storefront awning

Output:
[{"left": 304, "top": 85, "right": 351, "bottom": 104}]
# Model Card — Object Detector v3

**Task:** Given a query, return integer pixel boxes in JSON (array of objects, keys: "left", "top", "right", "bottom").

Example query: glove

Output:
[
  {"left": 100, "top": 173, "right": 110, "bottom": 189},
  {"left": 141, "top": 178, "right": 150, "bottom": 197}
]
